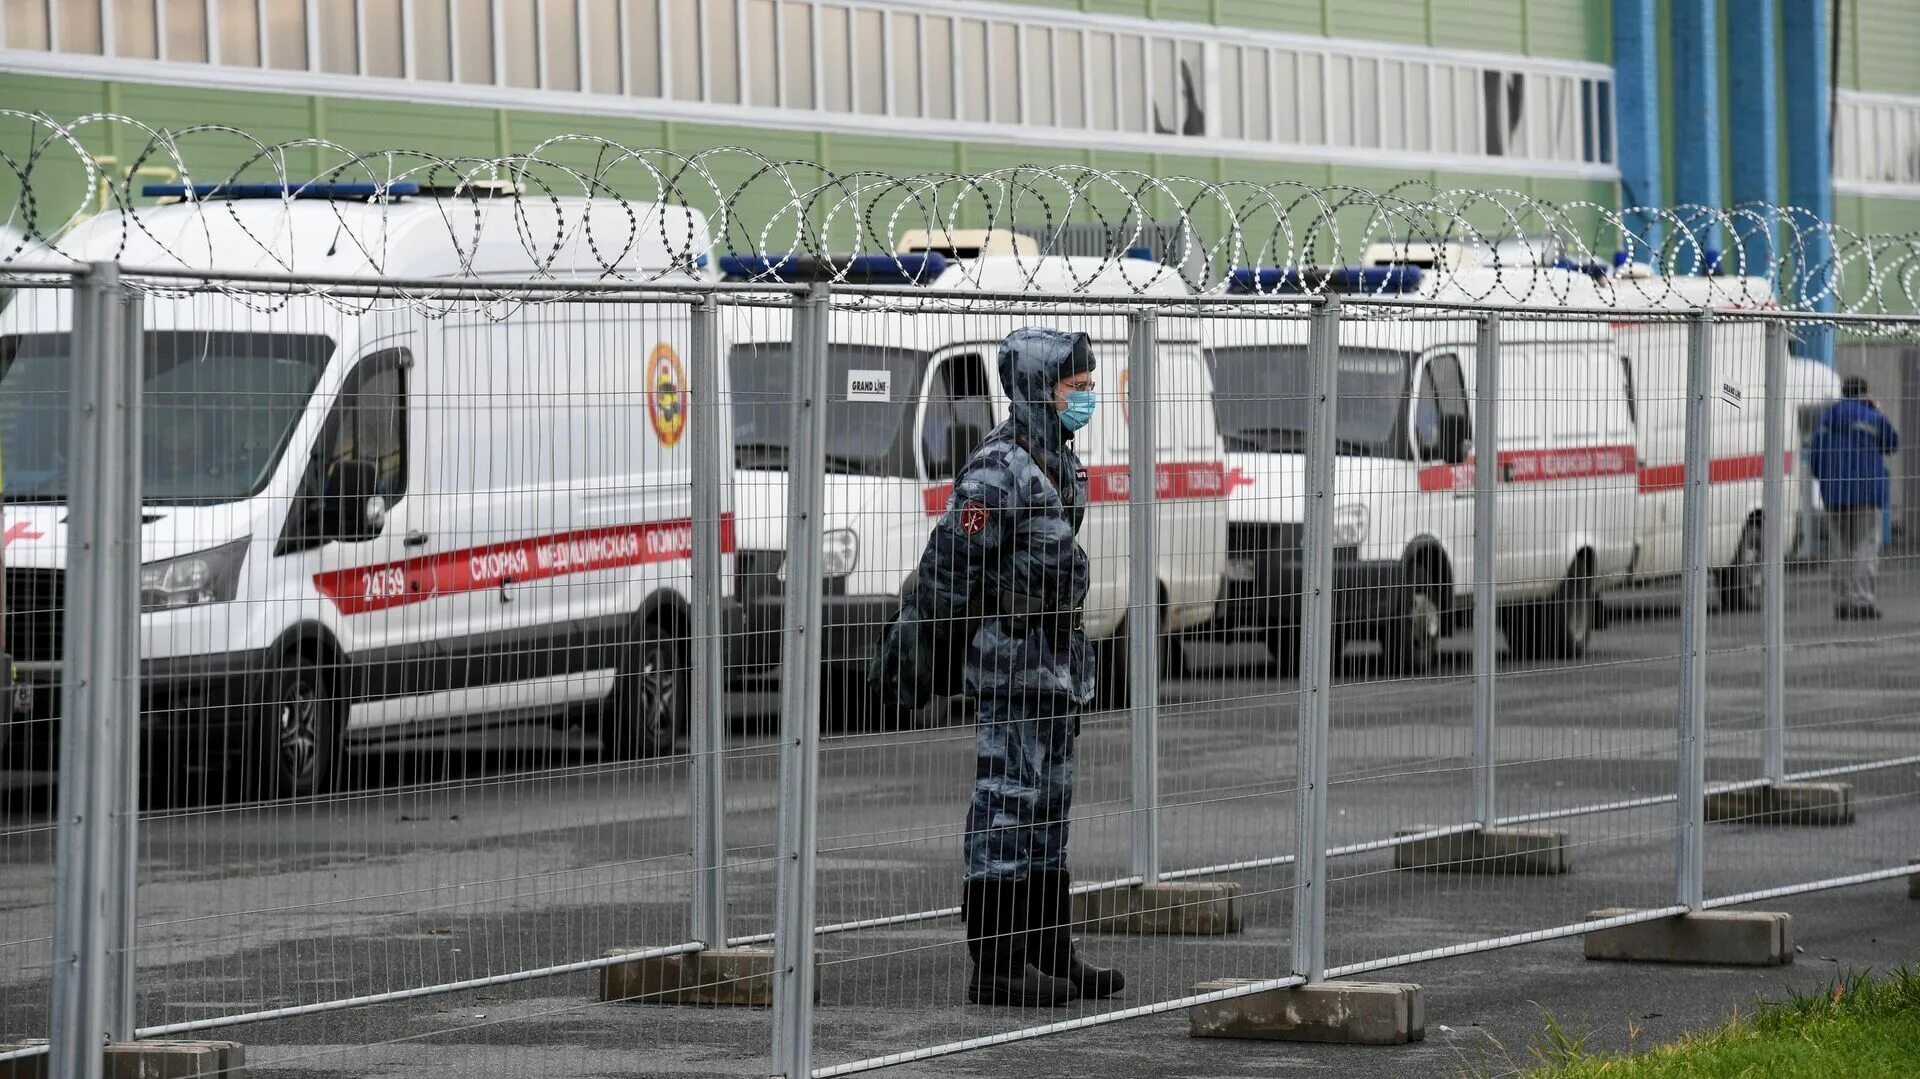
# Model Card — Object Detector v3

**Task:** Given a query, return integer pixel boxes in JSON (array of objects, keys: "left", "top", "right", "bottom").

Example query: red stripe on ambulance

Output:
[
  {"left": 1417, "top": 444, "right": 1638, "bottom": 493},
  {"left": 315, "top": 514, "right": 736, "bottom": 615},
  {"left": 921, "top": 461, "right": 1229, "bottom": 517},
  {"left": 1635, "top": 452, "right": 1790, "bottom": 493}
]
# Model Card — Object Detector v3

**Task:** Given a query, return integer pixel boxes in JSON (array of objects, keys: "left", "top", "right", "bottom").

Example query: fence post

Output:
[
  {"left": 1760, "top": 320, "right": 1787, "bottom": 785},
  {"left": 686, "top": 293, "right": 728, "bottom": 949},
  {"left": 50, "top": 263, "right": 142, "bottom": 1079},
  {"left": 1471, "top": 313, "right": 1500, "bottom": 828},
  {"left": 108, "top": 280, "right": 143, "bottom": 1039},
  {"left": 770, "top": 283, "right": 828, "bottom": 1078},
  {"left": 1675, "top": 310, "right": 1714, "bottom": 912},
  {"left": 1291, "top": 296, "right": 1340, "bottom": 983},
  {"left": 1126, "top": 309, "right": 1160, "bottom": 885}
]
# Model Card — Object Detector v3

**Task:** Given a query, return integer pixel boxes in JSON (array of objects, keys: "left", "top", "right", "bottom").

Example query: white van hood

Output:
[
  {"left": 1220, "top": 451, "right": 1410, "bottom": 523},
  {"left": 732, "top": 471, "right": 901, "bottom": 552},
  {"left": 1, "top": 502, "right": 261, "bottom": 569}
]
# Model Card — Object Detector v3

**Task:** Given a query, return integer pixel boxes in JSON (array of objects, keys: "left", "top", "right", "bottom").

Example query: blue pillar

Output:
[
  {"left": 1611, "top": 0, "right": 1663, "bottom": 254},
  {"left": 1783, "top": 0, "right": 1835, "bottom": 363},
  {"left": 1727, "top": 0, "right": 1779, "bottom": 273},
  {"left": 1670, "top": 0, "right": 1723, "bottom": 260}
]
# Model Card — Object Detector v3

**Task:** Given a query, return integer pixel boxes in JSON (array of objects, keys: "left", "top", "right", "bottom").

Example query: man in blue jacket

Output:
[
  {"left": 1808, "top": 376, "right": 1900, "bottom": 619},
  {"left": 871, "top": 328, "right": 1124, "bottom": 1007}
]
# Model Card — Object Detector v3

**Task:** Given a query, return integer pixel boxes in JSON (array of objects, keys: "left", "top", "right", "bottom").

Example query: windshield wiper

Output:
[
  {"left": 1225, "top": 428, "right": 1384, "bottom": 457},
  {"left": 1225, "top": 426, "right": 1308, "bottom": 452},
  {"left": 734, "top": 441, "right": 790, "bottom": 469},
  {"left": 822, "top": 453, "right": 886, "bottom": 476}
]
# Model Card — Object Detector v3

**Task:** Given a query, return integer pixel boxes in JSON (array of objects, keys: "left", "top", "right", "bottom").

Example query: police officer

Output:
[
  {"left": 1809, "top": 375, "right": 1901, "bottom": 619},
  {"left": 871, "top": 327, "right": 1124, "bottom": 1007}
]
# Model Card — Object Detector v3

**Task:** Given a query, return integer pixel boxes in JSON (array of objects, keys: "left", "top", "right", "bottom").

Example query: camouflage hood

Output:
[{"left": 997, "top": 327, "right": 1094, "bottom": 455}]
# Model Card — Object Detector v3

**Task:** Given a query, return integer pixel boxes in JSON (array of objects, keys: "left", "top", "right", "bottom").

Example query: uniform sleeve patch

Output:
[{"left": 960, "top": 499, "right": 990, "bottom": 536}]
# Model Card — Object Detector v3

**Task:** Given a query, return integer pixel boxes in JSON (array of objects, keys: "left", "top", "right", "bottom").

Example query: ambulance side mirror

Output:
[
  {"left": 317, "top": 460, "right": 387, "bottom": 543},
  {"left": 941, "top": 425, "right": 985, "bottom": 479},
  {"left": 1438, "top": 415, "right": 1472, "bottom": 465}
]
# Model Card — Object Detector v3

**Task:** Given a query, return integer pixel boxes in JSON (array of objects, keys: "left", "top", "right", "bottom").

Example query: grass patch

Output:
[{"left": 1510, "top": 968, "right": 1920, "bottom": 1078}]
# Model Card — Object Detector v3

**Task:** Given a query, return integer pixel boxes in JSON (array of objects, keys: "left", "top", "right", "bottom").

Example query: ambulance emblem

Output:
[{"left": 648, "top": 343, "right": 688, "bottom": 448}]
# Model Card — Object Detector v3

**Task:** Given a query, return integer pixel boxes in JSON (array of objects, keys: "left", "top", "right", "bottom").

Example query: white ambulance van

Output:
[
  {"left": 1200, "top": 258, "right": 1639, "bottom": 671},
  {"left": 719, "top": 252, "right": 1229, "bottom": 714},
  {"left": 0, "top": 181, "right": 729, "bottom": 796},
  {"left": 1610, "top": 277, "right": 1841, "bottom": 606}
]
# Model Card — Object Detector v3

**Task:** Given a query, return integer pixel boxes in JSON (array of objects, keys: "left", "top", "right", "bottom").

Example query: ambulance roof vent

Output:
[
  {"left": 718, "top": 251, "right": 950, "bottom": 285},
  {"left": 1362, "top": 235, "right": 1578, "bottom": 272},
  {"left": 895, "top": 228, "right": 1039, "bottom": 260},
  {"left": 142, "top": 180, "right": 420, "bottom": 201}
]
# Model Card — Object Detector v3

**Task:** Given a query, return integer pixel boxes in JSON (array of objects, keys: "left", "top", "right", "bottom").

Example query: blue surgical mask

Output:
[{"left": 1060, "top": 390, "right": 1097, "bottom": 432}]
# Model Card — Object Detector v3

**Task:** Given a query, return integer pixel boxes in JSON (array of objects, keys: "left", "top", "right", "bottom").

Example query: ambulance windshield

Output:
[
  {"left": 729, "top": 342, "right": 928, "bottom": 477},
  {"left": 0, "top": 331, "right": 334, "bottom": 504},
  {"left": 1204, "top": 345, "right": 1412, "bottom": 458}
]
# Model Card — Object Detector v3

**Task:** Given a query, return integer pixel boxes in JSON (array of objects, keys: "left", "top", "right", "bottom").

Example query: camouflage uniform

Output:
[{"left": 876, "top": 328, "right": 1095, "bottom": 882}]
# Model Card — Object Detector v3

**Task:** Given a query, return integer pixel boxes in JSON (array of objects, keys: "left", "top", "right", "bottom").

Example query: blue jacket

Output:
[
  {"left": 1808, "top": 397, "right": 1899, "bottom": 509},
  {"left": 869, "top": 328, "right": 1095, "bottom": 708}
]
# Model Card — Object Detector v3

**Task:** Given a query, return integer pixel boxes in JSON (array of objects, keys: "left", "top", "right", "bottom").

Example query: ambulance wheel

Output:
[
  {"left": 1501, "top": 571, "right": 1595, "bottom": 661},
  {"left": 1717, "top": 518, "right": 1764, "bottom": 612},
  {"left": 1381, "top": 569, "right": 1444, "bottom": 676},
  {"left": 819, "top": 669, "right": 905, "bottom": 733},
  {"left": 1093, "top": 634, "right": 1131, "bottom": 711},
  {"left": 250, "top": 650, "right": 345, "bottom": 800},
  {"left": 1266, "top": 628, "right": 1300, "bottom": 678},
  {"left": 604, "top": 621, "right": 688, "bottom": 760}
]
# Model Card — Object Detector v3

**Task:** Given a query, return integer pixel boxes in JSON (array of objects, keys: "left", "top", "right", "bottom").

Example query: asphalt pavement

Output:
[{"left": 2, "top": 558, "right": 1917, "bottom": 1078}]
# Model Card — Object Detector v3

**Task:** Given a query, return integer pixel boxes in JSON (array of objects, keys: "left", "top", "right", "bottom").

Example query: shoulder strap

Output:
[{"left": 1012, "top": 434, "right": 1067, "bottom": 494}]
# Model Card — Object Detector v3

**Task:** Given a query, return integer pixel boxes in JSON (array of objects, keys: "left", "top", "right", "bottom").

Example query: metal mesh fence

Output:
[{"left": 0, "top": 148, "right": 1916, "bottom": 1077}]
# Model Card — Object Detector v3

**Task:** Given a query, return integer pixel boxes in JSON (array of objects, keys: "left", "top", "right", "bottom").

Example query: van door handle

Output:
[{"left": 403, "top": 531, "right": 431, "bottom": 548}]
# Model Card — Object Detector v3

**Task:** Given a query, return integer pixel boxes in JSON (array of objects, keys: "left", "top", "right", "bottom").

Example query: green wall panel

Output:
[
  {"left": 1845, "top": 0, "right": 1920, "bottom": 95},
  {"left": 1327, "top": 4, "right": 1432, "bottom": 47},
  {"left": 1214, "top": 0, "right": 1325, "bottom": 34},
  {"left": 1430, "top": 0, "right": 1528, "bottom": 55},
  {"left": 326, "top": 100, "right": 502, "bottom": 166},
  {"left": 1527, "top": 0, "right": 1610, "bottom": 62}
]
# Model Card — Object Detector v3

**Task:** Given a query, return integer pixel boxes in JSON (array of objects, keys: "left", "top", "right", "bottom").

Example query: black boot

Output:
[
  {"left": 963, "top": 878, "right": 1076, "bottom": 1007},
  {"left": 1026, "top": 870, "right": 1126, "bottom": 999}
]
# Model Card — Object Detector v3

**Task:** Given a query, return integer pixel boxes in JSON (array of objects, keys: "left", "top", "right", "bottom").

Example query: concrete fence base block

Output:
[
  {"left": 0, "top": 1044, "right": 47, "bottom": 1079},
  {"left": 1704, "top": 782, "right": 1854, "bottom": 826},
  {"left": 1, "top": 1041, "right": 245, "bottom": 1078},
  {"left": 1189, "top": 980, "right": 1424, "bottom": 1044},
  {"left": 1392, "top": 826, "right": 1570, "bottom": 875},
  {"left": 1584, "top": 909, "right": 1793, "bottom": 966},
  {"left": 1072, "top": 882, "right": 1242, "bottom": 935},
  {"left": 599, "top": 946, "right": 811, "bottom": 1007}
]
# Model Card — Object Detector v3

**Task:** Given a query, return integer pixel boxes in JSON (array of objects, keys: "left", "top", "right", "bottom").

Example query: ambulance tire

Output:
[
  {"left": 1501, "top": 571, "right": 1595, "bottom": 661},
  {"left": 249, "top": 649, "right": 346, "bottom": 800},
  {"left": 1717, "top": 517, "right": 1764, "bottom": 612},
  {"left": 603, "top": 620, "right": 688, "bottom": 760},
  {"left": 1093, "top": 634, "right": 1131, "bottom": 711},
  {"left": 824, "top": 670, "right": 916, "bottom": 733},
  {"left": 1267, "top": 628, "right": 1300, "bottom": 678},
  {"left": 1380, "top": 564, "right": 1444, "bottom": 676}
]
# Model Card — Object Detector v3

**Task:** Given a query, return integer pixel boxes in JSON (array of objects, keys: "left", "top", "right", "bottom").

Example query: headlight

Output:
[
  {"left": 1332, "top": 503, "right": 1370, "bottom": 548},
  {"left": 141, "top": 538, "right": 249, "bottom": 612},
  {"left": 820, "top": 529, "right": 859, "bottom": 578}
]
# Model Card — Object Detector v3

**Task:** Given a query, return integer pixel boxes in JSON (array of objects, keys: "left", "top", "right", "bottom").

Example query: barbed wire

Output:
[{"left": 1, "top": 112, "right": 1913, "bottom": 325}]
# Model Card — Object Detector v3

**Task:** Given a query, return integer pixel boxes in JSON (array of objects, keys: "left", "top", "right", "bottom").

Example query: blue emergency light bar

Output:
[
  {"left": 719, "top": 251, "right": 950, "bottom": 285},
  {"left": 1226, "top": 265, "right": 1424, "bottom": 295},
  {"left": 141, "top": 181, "right": 421, "bottom": 200}
]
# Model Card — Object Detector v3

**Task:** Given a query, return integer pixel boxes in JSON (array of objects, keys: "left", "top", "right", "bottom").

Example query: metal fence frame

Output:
[{"left": 6, "top": 263, "right": 1918, "bottom": 1077}]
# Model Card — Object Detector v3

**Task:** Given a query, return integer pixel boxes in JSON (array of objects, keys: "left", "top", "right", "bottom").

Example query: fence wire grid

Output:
[{"left": 0, "top": 129, "right": 1916, "bottom": 1079}]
